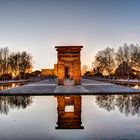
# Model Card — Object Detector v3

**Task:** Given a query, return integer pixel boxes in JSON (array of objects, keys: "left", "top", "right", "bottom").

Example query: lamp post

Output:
[{"left": 127, "top": 59, "right": 130, "bottom": 81}]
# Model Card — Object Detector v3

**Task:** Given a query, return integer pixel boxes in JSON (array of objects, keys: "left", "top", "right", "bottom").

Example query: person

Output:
[
  {"left": 48, "top": 75, "right": 51, "bottom": 81},
  {"left": 51, "top": 75, "right": 54, "bottom": 81},
  {"left": 128, "top": 77, "right": 130, "bottom": 81}
]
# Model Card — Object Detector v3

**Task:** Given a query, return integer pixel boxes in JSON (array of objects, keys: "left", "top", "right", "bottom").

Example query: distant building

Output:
[
  {"left": 41, "top": 64, "right": 58, "bottom": 77},
  {"left": 41, "top": 69, "right": 54, "bottom": 77},
  {"left": 54, "top": 64, "right": 58, "bottom": 76}
]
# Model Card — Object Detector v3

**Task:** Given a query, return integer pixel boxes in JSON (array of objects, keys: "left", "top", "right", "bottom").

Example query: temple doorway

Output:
[{"left": 65, "top": 66, "right": 70, "bottom": 79}]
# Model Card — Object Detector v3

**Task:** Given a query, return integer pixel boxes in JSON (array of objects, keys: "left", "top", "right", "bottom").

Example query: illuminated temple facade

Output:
[{"left": 55, "top": 46, "right": 83, "bottom": 85}]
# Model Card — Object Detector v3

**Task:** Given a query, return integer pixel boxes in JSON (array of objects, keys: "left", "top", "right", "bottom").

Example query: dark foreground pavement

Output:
[{"left": 0, "top": 79, "right": 140, "bottom": 95}]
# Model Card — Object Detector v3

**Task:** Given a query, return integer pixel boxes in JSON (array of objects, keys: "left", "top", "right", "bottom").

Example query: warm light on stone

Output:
[
  {"left": 55, "top": 95, "right": 84, "bottom": 129},
  {"left": 55, "top": 46, "right": 83, "bottom": 85}
]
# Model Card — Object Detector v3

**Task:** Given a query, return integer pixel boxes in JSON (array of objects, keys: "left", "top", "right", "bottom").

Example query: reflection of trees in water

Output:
[
  {"left": 95, "top": 95, "right": 115, "bottom": 111},
  {"left": 95, "top": 94, "right": 140, "bottom": 116},
  {"left": 116, "top": 95, "right": 132, "bottom": 116},
  {"left": 0, "top": 96, "right": 33, "bottom": 115},
  {"left": 116, "top": 95, "right": 140, "bottom": 116}
]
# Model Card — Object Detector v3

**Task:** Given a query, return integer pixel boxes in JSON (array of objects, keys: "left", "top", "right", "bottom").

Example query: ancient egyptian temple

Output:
[{"left": 55, "top": 46, "right": 83, "bottom": 85}]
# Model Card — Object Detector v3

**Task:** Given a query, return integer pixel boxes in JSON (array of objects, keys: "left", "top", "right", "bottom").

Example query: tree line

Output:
[
  {"left": 93, "top": 43, "right": 140, "bottom": 78},
  {"left": 0, "top": 47, "right": 33, "bottom": 80}
]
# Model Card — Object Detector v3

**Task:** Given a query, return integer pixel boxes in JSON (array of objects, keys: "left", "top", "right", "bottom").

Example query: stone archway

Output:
[
  {"left": 55, "top": 46, "right": 83, "bottom": 85},
  {"left": 55, "top": 95, "right": 84, "bottom": 129}
]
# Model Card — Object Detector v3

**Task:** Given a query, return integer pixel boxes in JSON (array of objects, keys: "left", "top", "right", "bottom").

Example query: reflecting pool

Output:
[
  {"left": 0, "top": 83, "right": 26, "bottom": 91},
  {"left": 0, "top": 94, "right": 140, "bottom": 140}
]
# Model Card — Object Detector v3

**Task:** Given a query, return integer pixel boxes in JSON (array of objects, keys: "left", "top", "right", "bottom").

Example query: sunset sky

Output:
[{"left": 0, "top": 0, "right": 140, "bottom": 70}]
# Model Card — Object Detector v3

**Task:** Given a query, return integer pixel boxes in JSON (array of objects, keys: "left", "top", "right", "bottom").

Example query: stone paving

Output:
[
  {"left": 82, "top": 79, "right": 140, "bottom": 94},
  {"left": 54, "top": 85, "right": 89, "bottom": 93},
  {"left": 0, "top": 79, "right": 140, "bottom": 95}
]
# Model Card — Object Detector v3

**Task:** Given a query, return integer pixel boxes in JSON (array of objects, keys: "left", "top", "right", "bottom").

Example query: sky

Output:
[{"left": 0, "top": 0, "right": 140, "bottom": 70}]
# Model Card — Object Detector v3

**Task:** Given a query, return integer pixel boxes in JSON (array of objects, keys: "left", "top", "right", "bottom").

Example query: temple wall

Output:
[
  {"left": 57, "top": 61, "right": 65, "bottom": 85},
  {"left": 41, "top": 69, "right": 54, "bottom": 77}
]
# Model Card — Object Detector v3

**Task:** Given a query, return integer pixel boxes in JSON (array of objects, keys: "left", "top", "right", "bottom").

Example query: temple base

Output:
[
  {"left": 74, "top": 79, "right": 81, "bottom": 85},
  {"left": 58, "top": 79, "right": 64, "bottom": 85}
]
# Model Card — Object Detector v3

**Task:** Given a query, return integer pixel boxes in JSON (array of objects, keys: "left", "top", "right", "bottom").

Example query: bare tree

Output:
[
  {"left": 3, "top": 47, "right": 9, "bottom": 73},
  {"left": 0, "top": 46, "right": 33, "bottom": 80},
  {"left": 115, "top": 43, "right": 132, "bottom": 78},
  {"left": 19, "top": 51, "right": 33, "bottom": 79},
  {"left": 8, "top": 52, "right": 21, "bottom": 77},
  {"left": 8, "top": 51, "right": 33, "bottom": 79},
  {"left": 115, "top": 43, "right": 132, "bottom": 65},
  {"left": 130, "top": 44, "right": 140, "bottom": 79},
  {"left": 94, "top": 47, "right": 115, "bottom": 76},
  {"left": 0, "top": 47, "right": 9, "bottom": 80},
  {"left": 0, "top": 48, "right": 3, "bottom": 75}
]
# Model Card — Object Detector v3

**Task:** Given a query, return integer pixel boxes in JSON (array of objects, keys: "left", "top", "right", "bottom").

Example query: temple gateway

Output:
[{"left": 55, "top": 46, "right": 83, "bottom": 85}]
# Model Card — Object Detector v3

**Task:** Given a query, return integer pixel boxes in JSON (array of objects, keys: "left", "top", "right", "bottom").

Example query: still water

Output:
[
  {"left": 0, "top": 95, "right": 140, "bottom": 140},
  {"left": 0, "top": 83, "right": 26, "bottom": 91}
]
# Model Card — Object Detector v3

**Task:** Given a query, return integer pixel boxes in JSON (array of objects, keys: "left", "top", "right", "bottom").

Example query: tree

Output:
[
  {"left": 0, "top": 46, "right": 33, "bottom": 80},
  {"left": 0, "top": 48, "right": 3, "bottom": 75},
  {"left": 8, "top": 51, "right": 33, "bottom": 79},
  {"left": 8, "top": 52, "right": 21, "bottom": 77},
  {"left": 115, "top": 43, "right": 131, "bottom": 66},
  {"left": 115, "top": 44, "right": 140, "bottom": 78},
  {"left": 114, "top": 61, "right": 134, "bottom": 78},
  {"left": 93, "top": 47, "right": 115, "bottom": 76},
  {"left": 19, "top": 51, "right": 33, "bottom": 79},
  {"left": 31, "top": 70, "right": 41, "bottom": 77},
  {"left": 0, "top": 47, "right": 9, "bottom": 80},
  {"left": 130, "top": 44, "right": 140, "bottom": 78}
]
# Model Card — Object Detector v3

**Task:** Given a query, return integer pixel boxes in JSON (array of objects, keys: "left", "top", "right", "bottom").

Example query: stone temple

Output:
[{"left": 55, "top": 46, "right": 83, "bottom": 85}]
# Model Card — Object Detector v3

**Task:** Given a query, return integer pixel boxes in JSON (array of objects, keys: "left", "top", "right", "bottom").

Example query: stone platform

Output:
[{"left": 0, "top": 79, "right": 140, "bottom": 95}]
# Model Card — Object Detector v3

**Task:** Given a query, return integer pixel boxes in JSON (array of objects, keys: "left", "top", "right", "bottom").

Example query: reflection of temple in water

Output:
[{"left": 55, "top": 95, "right": 84, "bottom": 129}]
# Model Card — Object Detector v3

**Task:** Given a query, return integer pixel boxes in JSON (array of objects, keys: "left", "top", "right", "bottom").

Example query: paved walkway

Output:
[
  {"left": 0, "top": 79, "right": 140, "bottom": 95},
  {"left": 0, "top": 79, "right": 29, "bottom": 85},
  {"left": 55, "top": 79, "right": 89, "bottom": 93}
]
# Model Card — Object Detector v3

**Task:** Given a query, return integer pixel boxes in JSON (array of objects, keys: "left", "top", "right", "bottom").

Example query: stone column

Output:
[
  {"left": 73, "top": 61, "right": 81, "bottom": 85},
  {"left": 57, "top": 61, "right": 65, "bottom": 85},
  {"left": 70, "top": 63, "right": 73, "bottom": 80}
]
